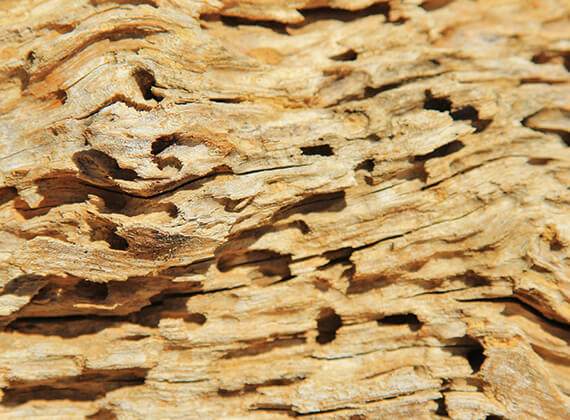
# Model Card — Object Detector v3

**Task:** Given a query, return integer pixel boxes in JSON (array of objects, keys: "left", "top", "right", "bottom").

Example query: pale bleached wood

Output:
[{"left": 0, "top": 0, "right": 569, "bottom": 419}]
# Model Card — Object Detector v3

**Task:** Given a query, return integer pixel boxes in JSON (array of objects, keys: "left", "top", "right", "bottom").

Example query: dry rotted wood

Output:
[{"left": 0, "top": 0, "right": 569, "bottom": 418}]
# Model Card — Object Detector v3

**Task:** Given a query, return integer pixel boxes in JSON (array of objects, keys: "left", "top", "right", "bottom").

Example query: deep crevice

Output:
[
  {"left": 273, "top": 191, "right": 347, "bottom": 222},
  {"left": 4, "top": 277, "right": 208, "bottom": 338},
  {"left": 89, "top": 222, "right": 129, "bottom": 250},
  {"left": 299, "top": 3, "right": 391, "bottom": 24},
  {"left": 2, "top": 274, "right": 221, "bottom": 338},
  {"left": 420, "top": 0, "right": 455, "bottom": 11},
  {"left": 134, "top": 297, "right": 207, "bottom": 328},
  {"left": 377, "top": 313, "right": 423, "bottom": 332},
  {"left": 316, "top": 307, "right": 342, "bottom": 344},
  {"left": 75, "top": 280, "right": 109, "bottom": 302},
  {"left": 423, "top": 91, "right": 491, "bottom": 132},
  {"left": 134, "top": 284, "right": 247, "bottom": 328},
  {"left": 413, "top": 140, "right": 465, "bottom": 162},
  {"left": 450, "top": 105, "right": 491, "bottom": 132},
  {"left": 355, "top": 159, "right": 375, "bottom": 172},
  {"left": 133, "top": 68, "right": 163, "bottom": 102},
  {"left": 2, "top": 275, "right": 46, "bottom": 298},
  {"left": 531, "top": 50, "right": 570, "bottom": 71},
  {"left": 327, "top": 81, "right": 403, "bottom": 107},
  {"left": 223, "top": 333, "right": 306, "bottom": 359},
  {"left": 151, "top": 134, "right": 177, "bottom": 155},
  {"left": 52, "top": 89, "right": 67, "bottom": 104},
  {"left": 1, "top": 368, "right": 149, "bottom": 406},
  {"left": 11, "top": 176, "right": 94, "bottom": 220},
  {"left": 435, "top": 395, "right": 449, "bottom": 417},
  {"left": 201, "top": 2, "right": 398, "bottom": 37},
  {"left": 150, "top": 133, "right": 210, "bottom": 170},
  {"left": 466, "top": 340, "right": 486, "bottom": 373},
  {"left": 290, "top": 219, "right": 311, "bottom": 234},
  {"left": 5, "top": 315, "right": 123, "bottom": 338},
  {"left": 301, "top": 144, "right": 334, "bottom": 156},
  {"left": 76, "top": 163, "right": 234, "bottom": 200},
  {"left": 73, "top": 150, "right": 138, "bottom": 185},
  {"left": 319, "top": 247, "right": 354, "bottom": 269},
  {"left": 450, "top": 105, "right": 478, "bottom": 121},
  {"left": 200, "top": 14, "right": 289, "bottom": 35},
  {"left": 209, "top": 97, "right": 245, "bottom": 104},
  {"left": 6, "top": 299, "right": 208, "bottom": 337},
  {"left": 10, "top": 174, "right": 179, "bottom": 220},
  {"left": 76, "top": 93, "right": 153, "bottom": 120},
  {"left": 248, "top": 404, "right": 297, "bottom": 416},
  {"left": 330, "top": 49, "right": 358, "bottom": 62},
  {"left": 216, "top": 249, "right": 291, "bottom": 274},
  {"left": 155, "top": 156, "right": 183, "bottom": 170},
  {"left": 423, "top": 90, "right": 452, "bottom": 112},
  {"left": 121, "top": 334, "right": 151, "bottom": 341},
  {"left": 0, "top": 187, "right": 17, "bottom": 207},
  {"left": 363, "top": 82, "right": 401, "bottom": 98},
  {"left": 26, "top": 50, "right": 37, "bottom": 63}
]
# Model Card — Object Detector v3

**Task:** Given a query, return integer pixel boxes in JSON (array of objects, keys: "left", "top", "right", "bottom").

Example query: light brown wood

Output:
[{"left": 0, "top": 0, "right": 569, "bottom": 419}]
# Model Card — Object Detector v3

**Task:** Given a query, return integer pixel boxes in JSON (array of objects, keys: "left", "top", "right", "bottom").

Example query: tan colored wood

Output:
[{"left": 0, "top": 0, "right": 569, "bottom": 418}]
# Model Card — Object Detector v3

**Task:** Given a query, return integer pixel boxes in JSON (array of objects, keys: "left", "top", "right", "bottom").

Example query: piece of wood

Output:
[{"left": 0, "top": 0, "right": 569, "bottom": 418}]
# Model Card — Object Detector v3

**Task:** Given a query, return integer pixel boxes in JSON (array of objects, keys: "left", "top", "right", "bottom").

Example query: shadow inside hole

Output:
[
  {"left": 355, "top": 159, "right": 375, "bottom": 172},
  {"left": 5, "top": 316, "right": 120, "bottom": 338},
  {"left": 435, "top": 397, "right": 449, "bottom": 416},
  {"left": 301, "top": 144, "right": 334, "bottom": 156},
  {"left": 2, "top": 275, "right": 46, "bottom": 297},
  {"left": 423, "top": 90, "right": 451, "bottom": 112},
  {"left": 466, "top": 341, "right": 486, "bottom": 373},
  {"left": 330, "top": 49, "right": 358, "bottom": 61},
  {"left": 90, "top": 225, "right": 129, "bottom": 250},
  {"left": 299, "top": 3, "right": 391, "bottom": 24},
  {"left": 272, "top": 191, "right": 347, "bottom": 222},
  {"left": 450, "top": 105, "right": 491, "bottom": 132},
  {"left": 216, "top": 250, "right": 290, "bottom": 273},
  {"left": 75, "top": 280, "right": 108, "bottom": 301},
  {"left": 133, "top": 297, "right": 207, "bottom": 328},
  {"left": 1, "top": 368, "right": 149, "bottom": 406},
  {"left": 151, "top": 134, "right": 177, "bottom": 155},
  {"left": 420, "top": 0, "right": 455, "bottom": 11},
  {"left": 413, "top": 140, "right": 464, "bottom": 162},
  {"left": 377, "top": 313, "right": 423, "bottom": 331},
  {"left": 132, "top": 68, "right": 162, "bottom": 102},
  {"left": 316, "top": 308, "right": 342, "bottom": 344},
  {"left": 73, "top": 150, "right": 138, "bottom": 186},
  {"left": 423, "top": 90, "right": 491, "bottom": 132}
]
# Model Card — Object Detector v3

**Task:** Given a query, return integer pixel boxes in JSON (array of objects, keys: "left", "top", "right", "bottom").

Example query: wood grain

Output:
[{"left": 0, "top": 0, "right": 569, "bottom": 418}]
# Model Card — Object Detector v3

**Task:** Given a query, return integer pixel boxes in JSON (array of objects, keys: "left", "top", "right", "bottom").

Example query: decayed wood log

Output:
[{"left": 0, "top": 0, "right": 569, "bottom": 418}]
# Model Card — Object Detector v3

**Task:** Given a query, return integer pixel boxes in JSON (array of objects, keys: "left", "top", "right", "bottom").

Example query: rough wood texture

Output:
[{"left": 1, "top": 0, "right": 569, "bottom": 418}]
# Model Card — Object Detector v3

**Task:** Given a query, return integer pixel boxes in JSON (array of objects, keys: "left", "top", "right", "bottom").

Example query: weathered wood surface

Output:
[{"left": 0, "top": 0, "right": 569, "bottom": 418}]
